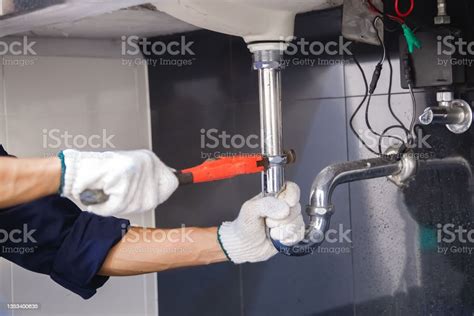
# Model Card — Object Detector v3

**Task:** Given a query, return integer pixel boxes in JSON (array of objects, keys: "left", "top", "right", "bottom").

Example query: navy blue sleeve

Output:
[
  {"left": 0, "top": 197, "right": 130, "bottom": 299},
  {"left": 0, "top": 144, "right": 130, "bottom": 299}
]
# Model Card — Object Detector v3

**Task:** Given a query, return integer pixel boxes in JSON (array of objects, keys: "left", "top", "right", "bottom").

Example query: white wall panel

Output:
[{"left": 1, "top": 38, "right": 157, "bottom": 316}]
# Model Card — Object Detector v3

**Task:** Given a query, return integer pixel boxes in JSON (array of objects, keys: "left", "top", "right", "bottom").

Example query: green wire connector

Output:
[{"left": 402, "top": 24, "right": 421, "bottom": 54}]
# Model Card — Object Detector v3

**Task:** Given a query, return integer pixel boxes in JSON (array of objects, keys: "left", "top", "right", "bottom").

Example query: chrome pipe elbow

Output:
[{"left": 273, "top": 156, "right": 403, "bottom": 256}]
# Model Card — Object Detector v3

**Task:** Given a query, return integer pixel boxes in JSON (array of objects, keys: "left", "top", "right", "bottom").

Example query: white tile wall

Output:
[{"left": 0, "top": 38, "right": 157, "bottom": 316}]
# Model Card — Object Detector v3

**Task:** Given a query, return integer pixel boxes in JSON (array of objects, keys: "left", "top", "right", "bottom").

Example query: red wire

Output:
[
  {"left": 388, "top": 14, "right": 405, "bottom": 24},
  {"left": 394, "top": 0, "right": 414, "bottom": 18},
  {"left": 367, "top": 0, "right": 405, "bottom": 24}
]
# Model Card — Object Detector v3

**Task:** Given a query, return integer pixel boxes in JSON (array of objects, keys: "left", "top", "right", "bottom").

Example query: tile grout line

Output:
[
  {"left": 292, "top": 90, "right": 427, "bottom": 102},
  {"left": 343, "top": 56, "right": 357, "bottom": 316},
  {"left": 226, "top": 91, "right": 425, "bottom": 108}
]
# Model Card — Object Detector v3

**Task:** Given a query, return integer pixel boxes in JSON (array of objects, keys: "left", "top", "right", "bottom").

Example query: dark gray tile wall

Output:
[{"left": 148, "top": 6, "right": 474, "bottom": 316}]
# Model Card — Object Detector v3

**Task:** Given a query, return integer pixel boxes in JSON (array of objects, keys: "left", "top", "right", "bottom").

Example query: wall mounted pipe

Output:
[{"left": 274, "top": 153, "right": 472, "bottom": 256}]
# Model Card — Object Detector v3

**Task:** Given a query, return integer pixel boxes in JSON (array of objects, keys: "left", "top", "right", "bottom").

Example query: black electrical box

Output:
[{"left": 399, "top": 27, "right": 470, "bottom": 89}]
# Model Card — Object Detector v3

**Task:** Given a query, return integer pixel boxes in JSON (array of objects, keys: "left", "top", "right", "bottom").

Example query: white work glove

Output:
[
  {"left": 59, "top": 149, "right": 179, "bottom": 217},
  {"left": 218, "top": 182, "right": 305, "bottom": 264}
]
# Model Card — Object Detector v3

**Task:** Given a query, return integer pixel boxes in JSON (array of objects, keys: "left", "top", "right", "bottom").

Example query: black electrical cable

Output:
[
  {"left": 365, "top": 0, "right": 400, "bottom": 33},
  {"left": 383, "top": 18, "right": 402, "bottom": 33},
  {"left": 373, "top": 17, "right": 386, "bottom": 66},
  {"left": 367, "top": 0, "right": 405, "bottom": 24},
  {"left": 400, "top": 50, "right": 417, "bottom": 143},
  {"left": 378, "top": 16, "right": 415, "bottom": 148},
  {"left": 364, "top": 18, "right": 405, "bottom": 152},
  {"left": 350, "top": 53, "right": 381, "bottom": 157},
  {"left": 378, "top": 125, "right": 408, "bottom": 154},
  {"left": 367, "top": 17, "right": 385, "bottom": 97},
  {"left": 413, "top": 124, "right": 424, "bottom": 143},
  {"left": 363, "top": 18, "right": 385, "bottom": 141},
  {"left": 374, "top": 50, "right": 418, "bottom": 153},
  {"left": 365, "top": 94, "right": 405, "bottom": 145},
  {"left": 351, "top": 52, "right": 406, "bottom": 156},
  {"left": 376, "top": 51, "right": 415, "bottom": 153},
  {"left": 351, "top": 52, "right": 404, "bottom": 156},
  {"left": 408, "top": 84, "right": 417, "bottom": 140},
  {"left": 350, "top": 16, "right": 416, "bottom": 156}
]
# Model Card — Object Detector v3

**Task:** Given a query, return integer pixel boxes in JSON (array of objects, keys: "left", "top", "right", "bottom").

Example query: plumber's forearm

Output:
[
  {"left": 98, "top": 227, "right": 228, "bottom": 276},
  {"left": 0, "top": 157, "right": 61, "bottom": 208}
]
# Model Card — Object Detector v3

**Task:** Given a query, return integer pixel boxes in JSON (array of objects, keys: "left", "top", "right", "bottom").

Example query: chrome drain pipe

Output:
[
  {"left": 253, "top": 49, "right": 286, "bottom": 196},
  {"left": 275, "top": 152, "right": 472, "bottom": 256},
  {"left": 252, "top": 47, "right": 294, "bottom": 252},
  {"left": 277, "top": 156, "right": 405, "bottom": 256}
]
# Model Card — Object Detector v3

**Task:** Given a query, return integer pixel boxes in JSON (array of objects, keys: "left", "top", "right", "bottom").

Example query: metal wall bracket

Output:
[{"left": 419, "top": 92, "right": 473, "bottom": 134}]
